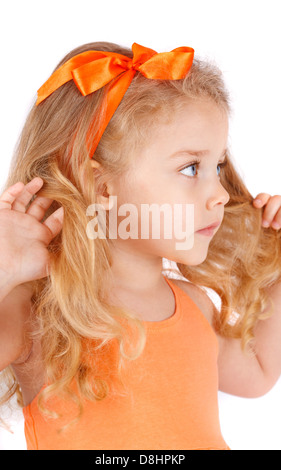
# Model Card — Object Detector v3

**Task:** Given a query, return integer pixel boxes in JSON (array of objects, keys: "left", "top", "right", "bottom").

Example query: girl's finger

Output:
[
  {"left": 0, "top": 182, "right": 25, "bottom": 210},
  {"left": 12, "top": 177, "right": 44, "bottom": 213},
  {"left": 42, "top": 206, "right": 64, "bottom": 243},
  {"left": 271, "top": 208, "right": 281, "bottom": 230},
  {"left": 253, "top": 193, "right": 271, "bottom": 208},
  {"left": 261, "top": 195, "right": 281, "bottom": 228},
  {"left": 26, "top": 196, "right": 55, "bottom": 221}
]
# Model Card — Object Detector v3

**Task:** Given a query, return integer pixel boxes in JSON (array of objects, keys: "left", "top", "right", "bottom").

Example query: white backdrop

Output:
[{"left": 0, "top": 0, "right": 281, "bottom": 450}]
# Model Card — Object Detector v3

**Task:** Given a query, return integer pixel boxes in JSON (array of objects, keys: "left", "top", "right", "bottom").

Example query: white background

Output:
[{"left": 0, "top": 0, "right": 281, "bottom": 450}]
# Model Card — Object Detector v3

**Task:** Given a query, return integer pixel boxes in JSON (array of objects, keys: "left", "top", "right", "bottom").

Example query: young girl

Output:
[{"left": 1, "top": 41, "right": 281, "bottom": 450}]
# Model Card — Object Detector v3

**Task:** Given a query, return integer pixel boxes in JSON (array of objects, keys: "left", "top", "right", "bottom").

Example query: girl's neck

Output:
[{"left": 108, "top": 243, "right": 164, "bottom": 294}]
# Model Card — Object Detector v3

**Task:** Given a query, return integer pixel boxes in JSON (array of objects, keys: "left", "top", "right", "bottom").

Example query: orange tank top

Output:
[{"left": 23, "top": 276, "right": 229, "bottom": 450}]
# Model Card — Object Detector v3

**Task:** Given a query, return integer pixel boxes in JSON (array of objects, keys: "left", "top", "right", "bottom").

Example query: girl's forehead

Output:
[
  {"left": 137, "top": 103, "right": 228, "bottom": 158},
  {"left": 155, "top": 100, "right": 228, "bottom": 135}
]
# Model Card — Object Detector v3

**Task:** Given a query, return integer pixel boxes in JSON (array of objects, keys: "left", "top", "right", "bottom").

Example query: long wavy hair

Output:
[{"left": 1, "top": 41, "right": 281, "bottom": 421}]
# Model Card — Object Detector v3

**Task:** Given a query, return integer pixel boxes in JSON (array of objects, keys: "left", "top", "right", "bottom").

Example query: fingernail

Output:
[
  {"left": 29, "top": 177, "right": 42, "bottom": 184},
  {"left": 262, "top": 220, "right": 269, "bottom": 227},
  {"left": 56, "top": 207, "right": 64, "bottom": 219},
  {"left": 272, "top": 221, "right": 280, "bottom": 230},
  {"left": 254, "top": 199, "right": 262, "bottom": 206}
]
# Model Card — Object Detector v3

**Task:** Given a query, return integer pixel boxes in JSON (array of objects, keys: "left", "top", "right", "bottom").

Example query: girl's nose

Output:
[{"left": 206, "top": 180, "right": 230, "bottom": 210}]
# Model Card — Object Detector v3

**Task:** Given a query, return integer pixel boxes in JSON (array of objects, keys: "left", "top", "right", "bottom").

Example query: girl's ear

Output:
[{"left": 90, "top": 159, "right": 114, "bottom": 211}]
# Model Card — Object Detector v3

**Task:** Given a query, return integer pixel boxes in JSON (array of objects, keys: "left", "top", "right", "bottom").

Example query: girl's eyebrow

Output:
[{"left": 170, "top": 148, "right": 227, "bottom": 159}]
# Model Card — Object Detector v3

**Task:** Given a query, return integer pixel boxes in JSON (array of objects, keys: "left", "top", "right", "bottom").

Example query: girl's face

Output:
[{"left": 108, "top": 98, "right": 230, "bottom": 266}]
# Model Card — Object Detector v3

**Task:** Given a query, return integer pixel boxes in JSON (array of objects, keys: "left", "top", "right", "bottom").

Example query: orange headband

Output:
[{"left": 36, "top": 42, "right": 195, "bottom": 158}]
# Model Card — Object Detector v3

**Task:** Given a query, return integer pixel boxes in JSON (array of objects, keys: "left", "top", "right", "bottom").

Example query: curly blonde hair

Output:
[{"left": 1, "top": 41, "right": 281, "bottom": 421}]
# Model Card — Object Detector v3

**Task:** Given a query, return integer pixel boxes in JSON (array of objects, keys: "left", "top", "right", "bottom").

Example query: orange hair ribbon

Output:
[{"left": 37, "top": 42, "right": 194, "bottom": 158}]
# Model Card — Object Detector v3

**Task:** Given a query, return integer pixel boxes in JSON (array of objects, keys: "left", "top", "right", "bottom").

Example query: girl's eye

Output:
[
  {"left": 179, "top": 160, "right": 227, "bottom": 177},
  {"left": 180, "top": 162, "right": 200, "bottom": 176},
  {"left": 217, "top": 160, "right": 227, "bottom": 175}
]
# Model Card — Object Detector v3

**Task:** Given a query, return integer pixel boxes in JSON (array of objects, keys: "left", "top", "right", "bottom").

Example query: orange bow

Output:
[{"left": 37, "top": 43, "right": 194, "bottom": 158}]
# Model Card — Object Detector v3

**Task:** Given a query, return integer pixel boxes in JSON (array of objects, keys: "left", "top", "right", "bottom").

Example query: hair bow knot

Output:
[{"left": 37, "top": 42, "right": 194, "bottom": 157}]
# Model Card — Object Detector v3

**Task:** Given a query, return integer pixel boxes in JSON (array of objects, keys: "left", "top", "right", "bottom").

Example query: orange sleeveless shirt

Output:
[{"left": 23, "top": 276, "right": 229, "bottom": 450}]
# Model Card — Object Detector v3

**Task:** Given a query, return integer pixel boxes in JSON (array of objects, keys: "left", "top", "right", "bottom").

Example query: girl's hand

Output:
[
  {"left": 0, "top": 177, "right": 64, "bottom": 289},
  {"left": 253, "top": 193, "right": 281, "bottom": 230}
]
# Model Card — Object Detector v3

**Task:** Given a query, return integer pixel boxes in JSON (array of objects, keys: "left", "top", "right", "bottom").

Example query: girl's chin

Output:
[{"left": 168, "top": 247, "right": 209, "bottom": 267}]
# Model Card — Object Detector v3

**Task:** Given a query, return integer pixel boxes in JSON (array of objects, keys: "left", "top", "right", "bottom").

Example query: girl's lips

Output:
[{"left": 196, "top": 221, "right": 221, "bottom": 236}]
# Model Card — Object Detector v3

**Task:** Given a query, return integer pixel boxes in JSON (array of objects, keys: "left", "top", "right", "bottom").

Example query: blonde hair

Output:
[{"left": 1, "top": 41, "right": 281, "bottom": 420}]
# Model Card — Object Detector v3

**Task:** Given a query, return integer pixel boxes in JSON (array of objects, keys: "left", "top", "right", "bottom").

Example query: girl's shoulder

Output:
[
  {"left": 11, "top": 334, "right": 45, "bottom": 407},
  {"left": 171, "top": 278, "right": 216, "bottom": 327}
]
